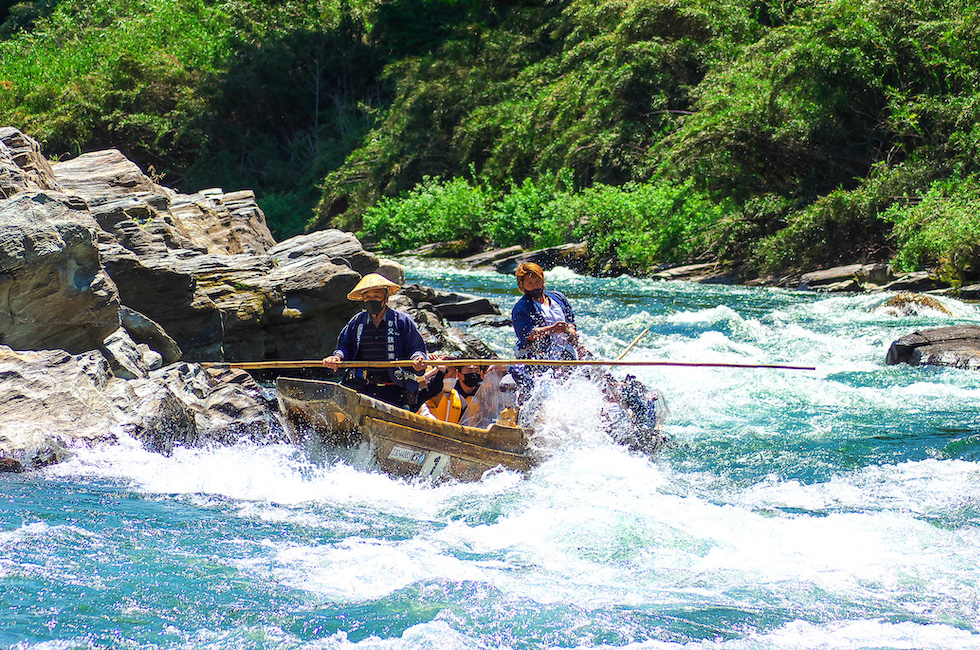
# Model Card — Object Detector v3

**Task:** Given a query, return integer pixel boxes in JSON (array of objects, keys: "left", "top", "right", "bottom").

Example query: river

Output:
[{"left": 3, "top": 260, "right": 979, "bottom": 649}]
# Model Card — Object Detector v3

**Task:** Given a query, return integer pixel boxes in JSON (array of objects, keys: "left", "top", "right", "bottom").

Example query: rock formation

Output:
[
  {"left": 0, "top": 128, "right": 504, "bottom": 468},
  {"left": 885, "top": 326, "right": 980, "bottom": 370}
]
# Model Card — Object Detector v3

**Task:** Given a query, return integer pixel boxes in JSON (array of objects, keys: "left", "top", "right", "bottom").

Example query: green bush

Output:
[
  {"left": 360, "top": 176, "right": 490, "bottom": 251},
  {"left": 487, "top": 171, "right": 575, "bottom": 248},
  {"left": 571, "top": 180, "right": 734, "bottom": 274},
  {"left": 752, "top": 162, "right": 935, "bottom": 273},
  {"left": 886, "top": 178, "right": 980, "bottom": 286}
]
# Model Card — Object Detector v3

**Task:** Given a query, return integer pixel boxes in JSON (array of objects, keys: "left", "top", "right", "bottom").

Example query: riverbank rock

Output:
[
  {"left": 401, "top": 283, "right": 501, "bottom": 321},
  {"left": 799, "top": 263, "right": 894, "bottom": 292},
  {"left": 5, "top": 132, "right": 402, "bottom": 362},
  {"left": 460, "top": 243, "right": 591, "bottom": 275},
  {"left": 0, "top": 191, "right": 121, "bottom": 353},
  {"left": 0, "top": 344, "right": 281, "bottom": 467},
  {"left": 0, "top": 128, "right": 507, "bottom": 468},
  {"left": 651, "top": 262, "right": 739, "bottom": 284},
  {"left": 885, "top": 326, "right": 980, "bottom": 370}
]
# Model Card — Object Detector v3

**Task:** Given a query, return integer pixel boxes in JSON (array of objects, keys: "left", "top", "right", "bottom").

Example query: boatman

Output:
[
  {"left": 322, "top": 273, "right": 428, "bottom": 409},
  {"left": 511, "top": 262, "right": 581, "bottom": 360}
]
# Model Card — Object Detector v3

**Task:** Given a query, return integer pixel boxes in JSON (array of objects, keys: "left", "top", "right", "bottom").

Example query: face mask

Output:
[
  {"left": 442, "top": 377, "right": 457, "bottom": 393},
  {"left": 524, "top": 287, "right": 544, "bottom": 300},
  {"left": 462, "top": 372, "right": 483, "bottom": 387},
  {"left": 365, "top": 299, "right": 384, "bottom": 315}
]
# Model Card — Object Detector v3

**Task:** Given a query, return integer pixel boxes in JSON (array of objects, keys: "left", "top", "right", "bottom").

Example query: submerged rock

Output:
[
  {"left": 885, "top": 326, "right": 980, "bottom": 370},
  {"left": 876, "top": 292, "right": 953, "bottom": 317}
]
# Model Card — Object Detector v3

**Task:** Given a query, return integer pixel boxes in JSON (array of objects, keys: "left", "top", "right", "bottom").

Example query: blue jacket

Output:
[
  {"left": 333, "top": 307, "right": 427, "bottom": 387},
  {"left": 511, "top": 290, "right": 575, "bottom": 358}
]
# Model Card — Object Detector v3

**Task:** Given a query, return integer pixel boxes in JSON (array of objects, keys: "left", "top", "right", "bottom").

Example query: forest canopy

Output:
[{"left": 2, "top": 0, "right": 979, "bottom": 281}]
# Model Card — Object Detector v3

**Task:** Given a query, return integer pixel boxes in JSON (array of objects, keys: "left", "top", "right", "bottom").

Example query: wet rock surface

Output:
[{"left": 886, "top": 326, "right": 980, "bottom": 370}]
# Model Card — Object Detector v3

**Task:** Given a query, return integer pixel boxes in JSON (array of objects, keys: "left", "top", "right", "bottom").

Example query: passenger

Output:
[
  {"left": 418, "top": 365, "right": 468, "bottom": 424},
  {"left": 511, "top": 262, "right": 582, "bottom": 360},
  {"left": 459, "top": 365, "right": 520, "bottom": 429},
  {"left": 322, "top": 273, "right": 427, "bottom": 409},
  {"left": 456, "top": 363, "right": 485, "bottom": 405}
]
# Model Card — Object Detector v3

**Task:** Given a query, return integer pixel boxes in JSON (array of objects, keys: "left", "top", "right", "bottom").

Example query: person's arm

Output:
[
  {"left": 512, "top": 299, "right": 537, "bottom": 349},
  {"left": 323, "top": 315, "right": 361, "bottom": 370},
  {"left": 417, "top": 369, "right": 446, "bottom": 403},
  {"left": 396, "top": 311, "right": 428, "bottom": 371}
]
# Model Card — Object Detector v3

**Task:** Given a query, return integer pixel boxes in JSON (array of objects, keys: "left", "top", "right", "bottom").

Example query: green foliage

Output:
[
  {"left": 360, "top": 176, "right": 490, "bottom": 250},
  {"left": 886, "top": 177, "right": 980, "bottom": 286},
  {"left": 569, "top": 180, "right": 735, "bottom": 275},
  {"left": 0, "top": 0, "right": 382, "bottom": 239},
  {"left": 4, "top": 0, "right": 980, "bottom": 277},
  {"left": 752, "top": 162, "right": 934, "bottom": 272},
  {"left": 487, "top": 170, "right": 574, "bottom": 249}
]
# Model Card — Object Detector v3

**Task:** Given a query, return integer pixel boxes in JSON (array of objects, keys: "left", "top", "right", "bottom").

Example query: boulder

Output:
[
  {"left": 880, "top": 272, "right": 948, "bottom": 293},
  {"left": 651, "top": 262, "right": 738, "bottom": 284},
  {"left": 875, "top": 292, "right": 953, "bottom": 317},
  {"left": 0, "top": 343, "right": 283, "bottom": 467},
  {"left": 120, "top": 306, "right": 182, "bottom": 364},
  {"left": 956, "top": 284, "right": 980, "bottom": 300},
  {"left": 401, "top": 283, "right": 501, "bottom": 321},
  {"left": 799, "top": 263, "right": 894, "bottom": 290},
  {"left": 0, "top": 346, "right": 118, "bottom": 466},
  {"left": 0, "top": 192, "right": 121, "bottom": 353},
  {"left": 460, "top": 245, "right": 525, "bottom": 270},
  {"left": 388, "top": 293, "right": 498, "bottom": 359},
  {"left": 885, "top": 326, "right": 980, "bottom": 370},
  {"left": 0, "top": 128, "right": 61, "bottom": 197},
  {"left": 99, "top": 327, "right": 163, "bottom": 379},
  {"left": 493, "top": 242, "right": 591, "bottom": 275}
]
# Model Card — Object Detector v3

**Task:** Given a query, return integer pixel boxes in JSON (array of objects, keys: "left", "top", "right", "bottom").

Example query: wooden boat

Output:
[{"left": 276, "top": 377, "right": 534, "bottom": 482}]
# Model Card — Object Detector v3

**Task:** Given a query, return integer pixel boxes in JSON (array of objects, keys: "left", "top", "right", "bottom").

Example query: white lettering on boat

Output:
[{"left": 388, "top": 445, "right": 427, "bottom": 464}]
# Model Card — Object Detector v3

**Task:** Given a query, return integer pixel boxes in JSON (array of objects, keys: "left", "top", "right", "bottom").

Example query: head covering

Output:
[
  {"left": 346, "top": 273, "right": 402, "bottom": 301},
  {"left": 515, "top": 262, "right": 545, "bottom": 281}
]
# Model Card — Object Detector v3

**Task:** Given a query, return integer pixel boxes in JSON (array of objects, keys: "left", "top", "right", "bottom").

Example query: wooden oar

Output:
[
  {"left": 204, "top": 358, "right": 815, "bottom": 371},
  {"left": 616, "top": 326, "right": 651, "bottom": 361}
]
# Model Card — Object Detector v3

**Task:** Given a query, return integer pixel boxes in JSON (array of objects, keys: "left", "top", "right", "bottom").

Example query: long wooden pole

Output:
[
  {"left": 616, "top": 326, "right": 651, "bottom": 361},
  {"left": 204, "top": 358, "right": 816, "bottom": 371}
]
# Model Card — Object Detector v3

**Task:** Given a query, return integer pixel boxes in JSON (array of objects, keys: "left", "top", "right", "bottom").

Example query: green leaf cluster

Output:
[{"left": 4, "top": 0, "right": 980, "bottom": 278}]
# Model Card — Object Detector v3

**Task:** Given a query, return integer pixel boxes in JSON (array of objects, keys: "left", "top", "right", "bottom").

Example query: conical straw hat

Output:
[{"left": 346, "top": 272, "right": 402, "bottom": 300}]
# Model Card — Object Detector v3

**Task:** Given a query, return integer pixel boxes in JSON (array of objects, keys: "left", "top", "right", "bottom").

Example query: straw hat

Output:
[{"left": 346, "top": 273, "right": 402, "bottom": 300}]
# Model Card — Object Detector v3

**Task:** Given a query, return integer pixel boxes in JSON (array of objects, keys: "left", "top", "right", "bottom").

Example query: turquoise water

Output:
[{"left": 3, "top": 261, "right": 980, "bottom": 649}]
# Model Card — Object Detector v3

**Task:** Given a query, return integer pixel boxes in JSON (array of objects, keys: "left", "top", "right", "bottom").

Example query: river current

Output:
[{"left": 3, "top": 260, "right": 980, "bottom": 649}]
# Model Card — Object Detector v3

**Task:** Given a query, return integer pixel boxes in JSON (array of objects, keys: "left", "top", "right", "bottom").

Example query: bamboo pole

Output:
[
  {"left": 204, "top": 358, "right": 816, "bottom": 371},
  {"left": 616, "top": 326, "right": 652, "bottom": 361}
]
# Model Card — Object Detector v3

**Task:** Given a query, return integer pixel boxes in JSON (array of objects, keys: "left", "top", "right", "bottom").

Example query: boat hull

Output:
[{"left": 277, "top": 377, "right": 533, "bottom": 482}]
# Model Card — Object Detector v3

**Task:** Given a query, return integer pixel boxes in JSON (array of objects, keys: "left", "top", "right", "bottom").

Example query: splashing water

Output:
[{"left": 3, "top": 261, "right": 980, "bottom": 649}]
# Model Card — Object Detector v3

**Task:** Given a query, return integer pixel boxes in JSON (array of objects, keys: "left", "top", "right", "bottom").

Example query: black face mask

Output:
[
  {"left": 462, "top": 372, "right": 483, "bottom": 387},
  {"left": 365, "top": 300, "right": 385, "bottom": 315},
  {"left": 524, "top": 287, "right": 544, "bottom": 300}
]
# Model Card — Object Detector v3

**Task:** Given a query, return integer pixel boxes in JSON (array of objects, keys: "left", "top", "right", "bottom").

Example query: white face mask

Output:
[{"left": 442, "top": 377, "right": 457, "bottom": 393}]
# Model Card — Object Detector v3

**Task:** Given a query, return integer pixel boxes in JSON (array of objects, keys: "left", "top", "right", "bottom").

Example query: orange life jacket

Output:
[{"left": 426, "top": 390, "right": 464, "bottom": 424}]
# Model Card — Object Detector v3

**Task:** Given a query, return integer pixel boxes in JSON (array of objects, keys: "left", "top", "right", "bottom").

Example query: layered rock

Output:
[
  {"left": 0, "top": 128, "right": 507, "bottom": 468},
  {"left": 885, "top": 326, "right": 980, "bottom": 370},
  {"left": 0, "top": 344, "right": 279, "bottom": 466},
  {"left": 0, "top": 192, "right": 120, "bottom": 352}
]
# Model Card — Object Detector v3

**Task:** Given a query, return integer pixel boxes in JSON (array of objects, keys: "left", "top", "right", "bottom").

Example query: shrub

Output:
[
  {"left": 360, "top": 176, "right": 490, "bottom": 251},
  {"left": 886, "top": 178, "right": 980, "bottom": 286},
  {"left": 572, "top": 180, "right": 734, "bottom": 275}
]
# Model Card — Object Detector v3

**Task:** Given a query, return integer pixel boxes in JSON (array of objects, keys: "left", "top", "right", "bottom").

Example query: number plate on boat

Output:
[{"left": 388, "top": 445, "right": 427, "bottom": 465}]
